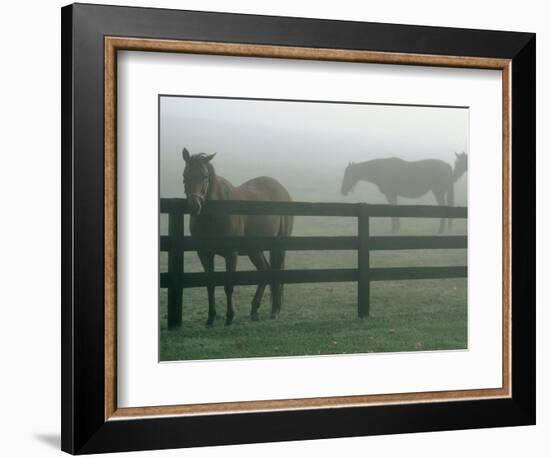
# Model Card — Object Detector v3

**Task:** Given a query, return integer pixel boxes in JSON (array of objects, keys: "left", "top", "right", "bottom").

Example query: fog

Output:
[{"left": 160, "top": 96, "right": 468, "bottom": 205}]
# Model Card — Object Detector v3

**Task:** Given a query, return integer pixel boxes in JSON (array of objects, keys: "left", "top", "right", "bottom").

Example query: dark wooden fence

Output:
[{"left": 160, "top": 199, "right": 467, "bottom": 328}]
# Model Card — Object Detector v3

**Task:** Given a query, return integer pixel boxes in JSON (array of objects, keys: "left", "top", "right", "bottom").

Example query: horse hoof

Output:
[
  {"left": 270, "top": 313, "right": 278, "bottom": 320},
  {"left": 205, "top": 318, "right": 215, "bottom": 327},
  {"left": 250, "top": 312, "right": 259, "bottom": 321},
  {"left": 225, "top": 316, "right": 234, "bottom": 326}
]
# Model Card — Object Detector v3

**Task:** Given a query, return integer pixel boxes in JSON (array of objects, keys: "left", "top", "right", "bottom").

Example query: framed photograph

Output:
[{"left": 61, "top": 3, "right": 535, "bottom": 454}]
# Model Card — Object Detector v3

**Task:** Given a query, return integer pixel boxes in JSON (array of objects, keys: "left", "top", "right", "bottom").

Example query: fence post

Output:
[
  {"left": 358, "top": 204, "right": 370, "bottom": 318},
  {"left": 167, "top": 211, "right": 184, "bottom": 329}
]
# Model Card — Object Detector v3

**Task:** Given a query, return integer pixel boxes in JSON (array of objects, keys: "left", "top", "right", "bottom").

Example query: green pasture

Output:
[{"left": 159, "top": 215, "right": 467, "bottom": 361}]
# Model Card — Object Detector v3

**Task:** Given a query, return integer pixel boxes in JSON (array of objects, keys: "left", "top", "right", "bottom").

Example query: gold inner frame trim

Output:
[{"left": 104, "top": 36, "right": 512, "bottom": 421}]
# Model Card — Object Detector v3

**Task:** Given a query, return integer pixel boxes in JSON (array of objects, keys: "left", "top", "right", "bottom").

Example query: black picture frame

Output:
[{"left": 61, "top": 3, "right": 535, "bottom": 454}]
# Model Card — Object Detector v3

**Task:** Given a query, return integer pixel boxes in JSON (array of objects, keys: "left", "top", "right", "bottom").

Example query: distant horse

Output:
[
  {"left": 182, "top": 148, "right": 294, "bottom": 326},
  {"left": 341, "top": 153, "right": 467, "bottom": 233}
]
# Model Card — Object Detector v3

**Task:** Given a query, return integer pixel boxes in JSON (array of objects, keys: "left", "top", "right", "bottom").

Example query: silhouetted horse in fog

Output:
[
  {"left": 341, "top": 153, "right": 467, "bottom": 233},
  {"left": 182, "top": 148, "right": 294, "bottom": 326}
]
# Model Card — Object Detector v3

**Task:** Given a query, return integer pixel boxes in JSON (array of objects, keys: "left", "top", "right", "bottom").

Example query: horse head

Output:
[
  {"left": 453, "top": 152, "right": 468, "bottom": 181},
  {"left": 341, "top": 162, "right": 358, "bottom": 196},
  {"left": 182, "top": 147, "right": 216, "bottom": 215}
]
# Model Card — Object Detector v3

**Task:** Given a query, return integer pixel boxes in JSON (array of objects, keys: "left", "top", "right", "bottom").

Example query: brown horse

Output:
[
  {"left": 182, "top": 148, "right": 294, "bottom": 326},
  {"left": 341, "top": 153, "right": 467, "bottom": 233}
]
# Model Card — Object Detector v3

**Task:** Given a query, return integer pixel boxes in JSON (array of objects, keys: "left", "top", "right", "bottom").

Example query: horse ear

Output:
[
  {"left": 455, "top": 152, "right": 459, "bottom": 158},
  {"left": 204, "top": 153, "right": 216, "bottom": 163},
  {"left": 182, "top": 148, "right": 191, "bottom": 162}
]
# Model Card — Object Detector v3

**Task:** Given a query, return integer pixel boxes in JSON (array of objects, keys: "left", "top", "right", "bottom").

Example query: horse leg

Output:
[
  {"left": 270, "top": 249, "right": 286, "bottom": 318},
  {"left": 386, "top": 194, "right": 400, "bottom": 232},
  {"left": 248, "top": 251, "right": 270, "bottom": 321},
  {"left": 198, "top": 251, "right": 216, "bottom": 326},
  {"left": 224, "top": 252, "right": 238, "bottom": 325},
  {"left": 433, "top": 190, "right": 446, "bottom": 233}
]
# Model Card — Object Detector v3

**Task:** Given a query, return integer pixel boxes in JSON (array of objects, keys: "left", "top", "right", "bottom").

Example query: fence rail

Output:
[
  {"left": 160, "top": 198, "right": 468, "bottom": 218},
  {"left": 161, "top": 235, "right": 467, "bottom": 252},
  {"left": 160, "top": 198, "right": 467, "bottom": 328},
  {"left": 160, "top": 266, "right": 467, "bottom": 288}
]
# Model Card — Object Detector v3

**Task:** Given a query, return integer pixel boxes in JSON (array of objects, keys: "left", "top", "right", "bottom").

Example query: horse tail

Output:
[
  {"left": 271, "top": 216, "right": 291, "bottom": 270},
  {"left": 281, "top": 213, "right": 294, "bottom": 237},
  {"left": 269, "top": 214, "right": 293, "bottom": 313},
  {"left": 276, "top": 213, "right": 293, "bottom": 267}
]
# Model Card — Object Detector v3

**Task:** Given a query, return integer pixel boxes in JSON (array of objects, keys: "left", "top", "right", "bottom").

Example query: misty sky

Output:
[{"left": 160, "top": 96, "right": 468, "bottom": 203}]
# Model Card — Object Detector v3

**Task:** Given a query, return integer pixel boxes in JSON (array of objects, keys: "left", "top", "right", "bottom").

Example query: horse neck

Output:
[
  {"left": 452, "top": 165, "right": 466, "bottom": 182},
  {"left": 355, "top": 160, "right": 380, "bottom": 185},
  {"left": 206, "top": 166, "right": 236, "bottom": 201}
]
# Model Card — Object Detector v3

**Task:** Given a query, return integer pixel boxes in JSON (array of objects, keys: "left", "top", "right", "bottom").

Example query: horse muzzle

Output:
[{"left": 187, "top": 194, "right": 204, "bottom": 215}]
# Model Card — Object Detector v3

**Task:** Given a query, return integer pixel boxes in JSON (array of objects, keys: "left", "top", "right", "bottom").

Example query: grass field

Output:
[{"left": 159, "top": 212, "right": 467, "bottom": 361}]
